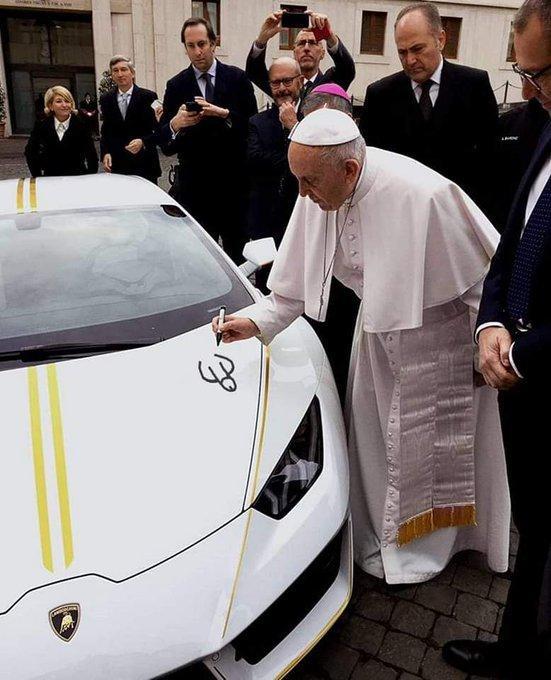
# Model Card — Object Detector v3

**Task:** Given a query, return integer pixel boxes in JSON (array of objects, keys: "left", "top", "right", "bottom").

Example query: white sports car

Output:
[{"left": 0, "top": 175, "right": 351, "bottom": 680}]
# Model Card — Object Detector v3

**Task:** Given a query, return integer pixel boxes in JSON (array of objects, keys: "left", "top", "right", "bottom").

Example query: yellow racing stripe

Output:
[
  {"left": 29, "top": 177, "right": 37, "bottom": 212},
  {"left": 16, "top": 179, "right": 24, "bottom": 214},
  {"left": 27, "top": 367, "right": 53, "bottom": 572},
  {"left": 47, "top": 365, "right": 74, "bottom": 568}
]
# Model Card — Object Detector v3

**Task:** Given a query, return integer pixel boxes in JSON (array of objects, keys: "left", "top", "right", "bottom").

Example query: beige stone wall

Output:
[{"left": 0, "top": 0, "right": 526, "bottom": 134}]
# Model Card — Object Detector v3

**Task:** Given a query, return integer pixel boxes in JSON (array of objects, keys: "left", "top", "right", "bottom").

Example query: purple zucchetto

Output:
[{"left": 310, "top": 83, "right": 351, "bottom": 102}]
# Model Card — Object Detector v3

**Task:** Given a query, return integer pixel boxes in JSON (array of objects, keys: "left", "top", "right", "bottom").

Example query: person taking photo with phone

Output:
[
  {"left": 246, "top": 10, "right": 355, "bottom": 113},
  {"left": 99, "top": 55, "right": 161, "bottom": 184},
  {"left": 158, "top": 17, "right": 257, "bottom": 264}
]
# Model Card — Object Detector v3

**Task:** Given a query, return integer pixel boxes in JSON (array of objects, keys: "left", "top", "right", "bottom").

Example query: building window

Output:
[
  {"left": 506, "top": 22, "right": 516, "bottom": 62},
  {"left": 360, "top": 11, "right": 387, "bottom": 55},
  {"left": 279, "top": 4, "right": 308, "bottom": 50},
  {"left": 441, "top": 16, "right": 462, "bottom": 59},
  {"left": 191, "top": 1, "right": 220, "bottom": 42}
]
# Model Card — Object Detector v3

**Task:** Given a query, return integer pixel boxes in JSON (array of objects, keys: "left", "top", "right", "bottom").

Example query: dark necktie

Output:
[
  {"left": 506, "top": 173, "right": 551, "bottom": 324},
  {"left": 419, "top": 79, "right": 433, "bottom": 121},
  {"left": 201, "top": 72, "right": 214, "bottom": 102}
]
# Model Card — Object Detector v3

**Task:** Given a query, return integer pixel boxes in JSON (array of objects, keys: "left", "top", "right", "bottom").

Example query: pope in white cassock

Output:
[{"left": 215, "top": 109, "right": 510, "bottom": 584}]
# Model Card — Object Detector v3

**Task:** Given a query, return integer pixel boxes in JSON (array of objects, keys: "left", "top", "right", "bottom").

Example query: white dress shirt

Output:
[
  {"left": 192, "top": 59, "right": 217, "bottom": 97},
  {"left": 55, "top": 117, "right": 70, "bottom": 141},
  {"left": 411, "top": 56, "right": 443, "bottom": 106}
]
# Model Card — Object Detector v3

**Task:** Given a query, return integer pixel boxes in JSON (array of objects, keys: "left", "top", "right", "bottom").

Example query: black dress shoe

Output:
[{"left": 442, "top": 640, "right": 506, "bottom": 677}]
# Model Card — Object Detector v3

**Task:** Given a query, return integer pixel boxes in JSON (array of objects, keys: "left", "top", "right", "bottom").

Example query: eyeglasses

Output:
[
  {"left": 512, "top": 62, "right": 551, "bottom": 93},
  {"left": 269, "top": 75, "right": 301, "bottom": 89},
  {"left": 295, "top": 39, "right": 318, "bottom": 48}
]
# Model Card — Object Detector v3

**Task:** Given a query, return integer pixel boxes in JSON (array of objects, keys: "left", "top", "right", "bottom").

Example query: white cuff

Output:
[
  {"left": 508, "top": 343, "right": 523, "bottom": 378},
  {"left": 251, "top": 41, "right": 265, "bottom": 57},
  {"left": 474, "top": 322, "right": 505, "bottom": 344},
  {"left": 169, "top": 122, "right": 178, "bottom": 139},
  {"left": 327, "top": 38, "right": 339, "bottom": 53}
]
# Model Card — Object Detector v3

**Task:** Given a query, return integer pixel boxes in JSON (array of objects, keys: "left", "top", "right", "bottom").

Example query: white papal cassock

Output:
[{"left": 246, "top": 148, "right": 510, "bottom": 584}]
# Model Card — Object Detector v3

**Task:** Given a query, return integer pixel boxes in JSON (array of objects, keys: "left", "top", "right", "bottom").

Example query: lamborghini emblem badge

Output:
[{"left": 49, "top": 603, "right": 80, "bottom": 642}]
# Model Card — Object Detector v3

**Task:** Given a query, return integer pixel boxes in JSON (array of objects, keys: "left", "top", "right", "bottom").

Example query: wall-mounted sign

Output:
[{"left": 0, "top": 0, "right": 92, "bottom": 10}]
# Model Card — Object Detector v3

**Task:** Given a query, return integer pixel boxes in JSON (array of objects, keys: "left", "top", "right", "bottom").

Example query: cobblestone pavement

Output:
[{"left": 0, "top": 137, "right": 515, "bottom": 680}]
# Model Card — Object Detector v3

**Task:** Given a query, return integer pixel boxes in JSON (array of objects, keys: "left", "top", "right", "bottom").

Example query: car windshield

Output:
[{"left": 0, "top": 205, "right": 253, "bottom": 353}]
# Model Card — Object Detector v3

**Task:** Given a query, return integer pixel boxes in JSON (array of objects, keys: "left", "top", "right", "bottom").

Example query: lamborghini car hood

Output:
[{"left": 0, "top": 325, "right": 263, "bottom": 613}]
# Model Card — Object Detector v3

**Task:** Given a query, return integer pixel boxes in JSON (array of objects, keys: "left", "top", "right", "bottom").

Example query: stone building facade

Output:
[{"left": 0, "top": 0, "right": 523, "bottom": 135}]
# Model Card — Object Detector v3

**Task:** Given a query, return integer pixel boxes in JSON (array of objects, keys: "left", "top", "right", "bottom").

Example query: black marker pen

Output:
[{"left": 216, "top": 305, "right": 226, "bottom": 346}]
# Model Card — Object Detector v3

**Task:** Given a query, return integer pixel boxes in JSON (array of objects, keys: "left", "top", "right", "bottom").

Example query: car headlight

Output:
[{"left": 252, "top": 397, "right": 323, "bottom": 519}]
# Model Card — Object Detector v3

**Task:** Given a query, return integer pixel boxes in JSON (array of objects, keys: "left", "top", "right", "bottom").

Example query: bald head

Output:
[
  {"left": 395, "top": 6, "right": 445, "bottom": 83},
  {"left": 268, "top": 56, "right": 303, "bottom": 106}
]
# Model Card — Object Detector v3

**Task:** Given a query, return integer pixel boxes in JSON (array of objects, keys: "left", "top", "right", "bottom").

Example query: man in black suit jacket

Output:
[
  {"left": 359, "top": 2, "right": 498, "bottom": 215},
  {"left": 100, "top": 55, "right": 161, "bottom": 184},
  {"left": 247, "top": 57, "right": 301, "bottom": 250},
  {"left": 443, "top": 1, "right": 551, "bottom": 676},
  {"left": 246, "top": 10, "right": 355, "bottom": 109},
  {"left": 159, "top": 17, "right": 257, "bottom": 264},
  {"left": 489, "top": 98, "right": 548, "bottom": 232}
]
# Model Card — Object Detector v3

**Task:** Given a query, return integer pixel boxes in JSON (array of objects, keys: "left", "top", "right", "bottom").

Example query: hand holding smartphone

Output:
[
  {"left": 281, "top": 11, "right": 309, "bottom": 29},
  {"left": 185, "top": 100, "right": 203, "bottom": 113}
]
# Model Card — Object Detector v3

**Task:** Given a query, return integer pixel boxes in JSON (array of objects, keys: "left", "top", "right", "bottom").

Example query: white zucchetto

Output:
[{"left": 288, "top": 108, "right": 361, "bottom": 146}]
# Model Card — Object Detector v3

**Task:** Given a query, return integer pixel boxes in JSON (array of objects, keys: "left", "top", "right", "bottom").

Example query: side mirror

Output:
[{"left": 239, "top": 238, "right": 277, "bottom": 277}]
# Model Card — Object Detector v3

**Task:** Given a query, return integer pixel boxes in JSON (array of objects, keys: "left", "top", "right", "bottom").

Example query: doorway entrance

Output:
[{"left": 0, "top": 9, "right": 95, "bottom": 133}]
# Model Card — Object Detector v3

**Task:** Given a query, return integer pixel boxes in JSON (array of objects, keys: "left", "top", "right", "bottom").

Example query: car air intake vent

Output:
[{"left": 232, "top": 525, "right": 344, "bottom": 665}]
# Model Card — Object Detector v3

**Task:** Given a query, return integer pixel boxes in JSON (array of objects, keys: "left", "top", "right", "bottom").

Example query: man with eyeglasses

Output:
[
  {"left": 246, "top": 57, "right": 302, "bottom": 264},
  {"left": 443, "top": 0, "right": 551, "bottom": 677},
  {"left": 359, "top": 2, "right": 498, "bottom": 218},
  {"left": 246, "top": 10, "right": 355, "bottom": 112}
]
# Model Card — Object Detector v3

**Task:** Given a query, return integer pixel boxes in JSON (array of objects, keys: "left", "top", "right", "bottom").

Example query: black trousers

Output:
[
  {"left": 308, "top": 278, "right": 360, "bottom": 406},
  {"left": 498, "top": 382, "right": 551, "bottom": 674},
  {"left": 173, "top": 177, "right": 247, "bottom": 265}
]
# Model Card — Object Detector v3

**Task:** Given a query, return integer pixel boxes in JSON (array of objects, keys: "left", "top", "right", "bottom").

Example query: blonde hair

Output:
[{"left": 44, "top": 86, "right": 76, "bottom": 116}]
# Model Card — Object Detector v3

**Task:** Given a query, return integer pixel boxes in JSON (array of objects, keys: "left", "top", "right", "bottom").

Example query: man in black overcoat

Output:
[
  {"left": 100, "top": 55, "right": 161, "bottom": 184},
  {"left": 158, "top": 17, "right": 257, "bottom": 264},
  {"left": 359, "top": 2, "right": 498, "bottom": 216},
  {"left": 443, "top": 1, "right": 551, "bottom": 676}
]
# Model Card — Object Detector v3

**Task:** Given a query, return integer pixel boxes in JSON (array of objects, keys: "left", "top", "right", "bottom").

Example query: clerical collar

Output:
[
  {"left": 192, "top": 59, "right": 217, "bottom": 82},
  {"left": 410, "top": 56, "right": 443, "bottom": 91},
  {"left": 344, "top": 155, "right": 378, "bottom": 208}
]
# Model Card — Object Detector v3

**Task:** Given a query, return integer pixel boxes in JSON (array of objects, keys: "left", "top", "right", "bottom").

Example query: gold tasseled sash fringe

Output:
[{"left": 396, "top": 504, "right": 477, "bottom": 547}]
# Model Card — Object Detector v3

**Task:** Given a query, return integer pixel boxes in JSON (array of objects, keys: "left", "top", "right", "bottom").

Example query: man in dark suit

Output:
[
  {"left": 443, "top": 0, "right": 551, "bottom": 676},
  {"left": 359, "top": 2, "right": 498, "bottom": 215},
  {"left": 100, "top": 55, "right": 161, "bottom": 184},
  {"left": 246, "top": 10, "right": 355, "bottom": 109},
  {"left": 159, "top": 17, "right": 257, "bottom": 264},
  {"left": 489, "top": 97, "right": 548, "bottom": 232},
  {"left": 247, "top": 57, "right": 301, "bottom": 251}
]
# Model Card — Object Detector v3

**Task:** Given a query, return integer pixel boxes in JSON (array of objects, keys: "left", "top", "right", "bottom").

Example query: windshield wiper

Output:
[{"left": 0, "top": 339, "right": 161, "bottom": 363}]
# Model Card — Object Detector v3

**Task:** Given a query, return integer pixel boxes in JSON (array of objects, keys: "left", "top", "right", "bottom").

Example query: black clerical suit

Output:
[
  {"left": 245, "top": 39, "right": 355, "bottom": 101},
  {"left": 99, "top": 85, "right": 161, "bottom": 183},
  {"left": 159, "top": 60, "right": 257, "bottom": 263},
  {"left": 476, "top": 121, "right": 551, "bottom": 673},
  {"left": 359, "top": 60, "right": 498, "bottom": 215},
  {"left": 247, "top": 105, "right": 298, "bottom": 247},
  {"left": 25, "top": 114, "right": 98, "bottom": 177},
  {"left": 489, "top": 99, "right": 548, "bottom": 232}
]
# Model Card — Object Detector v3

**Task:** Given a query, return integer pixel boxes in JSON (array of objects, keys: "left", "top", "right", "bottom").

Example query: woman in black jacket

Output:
[{"left": 25, "top": 85, "right": 98, "bottom": 177}]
